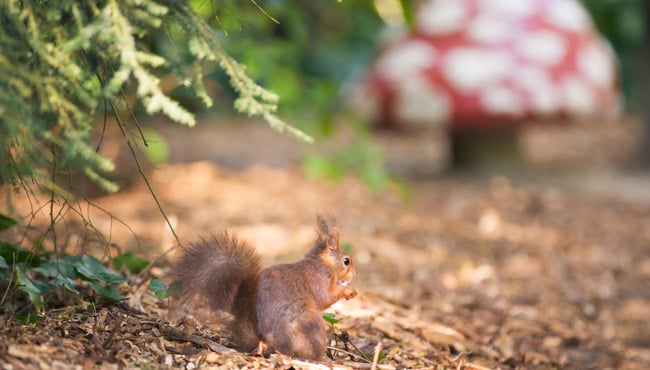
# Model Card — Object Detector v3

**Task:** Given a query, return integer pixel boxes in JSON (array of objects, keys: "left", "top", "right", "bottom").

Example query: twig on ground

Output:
[
  {"left": 371, "top": 342, "right": 383, "bottom": 370},
  {"left": 326, "top": 346, "right": 370, "bottom": 363},
  {"left": 333, "top": 332, "right": 374, "bottom": 362},
  {"left": 160, "top": 324, "right": 238, "bottom": 355}
]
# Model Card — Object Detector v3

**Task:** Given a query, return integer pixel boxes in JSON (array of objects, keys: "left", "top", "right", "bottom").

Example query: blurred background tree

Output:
[
  {"left": 188, "top": 0, "right": 383, "bottom": 128},
  {"left": 582, "top": 0, "right": 648, "bottom": 165},
  {"left": 642, "top": 0, "right": 650, "bottom": 165},
  {"left": 582, "top": 0, "right": 645, "bottom": 106}
]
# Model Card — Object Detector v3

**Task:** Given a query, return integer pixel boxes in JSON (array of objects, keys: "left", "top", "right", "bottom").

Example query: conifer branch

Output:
[
  {"left": 165, "top": 0, "right": 314, "bottom": 143},
  {"left": 1, "top": 0, "right": 313, "bottom": 196}
]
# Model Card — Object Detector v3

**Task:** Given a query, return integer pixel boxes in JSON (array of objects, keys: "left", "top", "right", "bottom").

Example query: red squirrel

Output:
[{"left": 171, "top": 215, "right": 357, "bottom": 360}]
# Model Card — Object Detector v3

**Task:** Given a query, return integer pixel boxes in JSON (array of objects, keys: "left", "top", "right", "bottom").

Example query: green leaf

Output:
[
  {"left": 16, "top": 268, "right": 52, "bottom": 311},
  {"left": 398, "top": 0, "right": 415, "bottom": 28},
  {"left": 138, "top": 129, "right": 170, "bottom": 166},
  {"left": 148, "top": 278, "right": 168, "bottom": 299},
  {"left": 0, "top": 256, "right": 7, "bottom": 269},
  {"left": 50, "top": 274, "right": 79, "bottom": 294},
  {"left": 0, "top": 243, "right": 44, "bottom": 267},
  {"left": 0, "top": 213, "right": 17, "bottom": 231},
  {"left": 76, "top": 255, "right": 128, "bottom": 284},
  {"left": 361, "top": 163, "right": 389, "bottom": 192},
  {"left": 113, "top": 252, "right": 150, "bottom": 274},
  {"left": 34, "top": 258, "right": 78, "bottom": 280},
  {"left": 88, "top": 282, "right": 124, "bottom": 302},
  {"left": 363, "top": 351, "right": 387, "bottom": 362},
  {"left": 15, "top": 314, "right": 45, "bottom": 325},
  {"left": 303, "top": 154, "right": 345, "bottom": 181},
  {"left": 321, "top": 312, "right": 342, "bottom": 324}
]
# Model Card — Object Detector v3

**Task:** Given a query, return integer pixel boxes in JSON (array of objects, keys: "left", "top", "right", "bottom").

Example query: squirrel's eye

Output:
[{"left": 343, "top": 256, "right": 351, "bottom": 266}]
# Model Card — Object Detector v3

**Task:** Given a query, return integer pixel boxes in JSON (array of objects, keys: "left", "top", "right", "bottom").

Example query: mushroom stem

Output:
[{"left": 450, "top": 128, "right": 522, "bottom": 168}]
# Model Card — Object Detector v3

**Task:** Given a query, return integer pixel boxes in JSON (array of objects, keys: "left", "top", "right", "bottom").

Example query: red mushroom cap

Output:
[{"left": 350, "top": 0, "right": 621, "bottom": 130}]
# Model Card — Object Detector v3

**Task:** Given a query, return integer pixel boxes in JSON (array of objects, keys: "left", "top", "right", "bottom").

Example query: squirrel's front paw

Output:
[{"left": 343, "top": 286, "right": 358, "bottom": 300}]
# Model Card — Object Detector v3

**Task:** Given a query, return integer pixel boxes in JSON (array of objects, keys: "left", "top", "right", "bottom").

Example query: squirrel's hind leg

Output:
[
  {"left": 229, "top": 317, "right": 260, "bottom": 353},
  {"left": 265, "top": 311, "right": 328, "bottom": 360}
]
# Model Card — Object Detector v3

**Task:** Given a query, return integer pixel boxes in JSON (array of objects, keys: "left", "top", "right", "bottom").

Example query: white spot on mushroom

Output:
[
  {"left": 544, "top": 0, "right": 592, "bottom": 32},
  {"left": 477, "top": 0, "right": 536, "bottom": 20},
  {"left": 578, "top": 41, "right": 616, "bottom": 88},
  {"left": 479, "top": 85, "right": 524, "bottom": 116},
  {"left": 467, "top": 16, "right": 513, "bottom": 44},
  {"left": 515, "top": 66, "right": 559, "bottom": 115},
  {"left": 561, "top": 76, "right": 596, "bottom": 115},
  {"left": 375, "top": 39, "right": 437, "bottom": 83},
  {"left": 443, "top": 48, "right": 513, "bottom": 93},
  {"left": 516, "top": 30, "right": 568, "bottom": 66},
  {"left": 417, "top": 0, "right": 468, "bottom": 36},
  {"left": 394, "top": 75, "right": 451, "bottom": 126}
]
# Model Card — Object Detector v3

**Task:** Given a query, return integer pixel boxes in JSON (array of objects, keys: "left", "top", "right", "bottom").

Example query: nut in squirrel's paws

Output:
[
  {"left": 337, "top": 279, "right": 357, "bottom": 300},
  {"left": 343, "top": 286, "right": 358, "bottom": 300}
]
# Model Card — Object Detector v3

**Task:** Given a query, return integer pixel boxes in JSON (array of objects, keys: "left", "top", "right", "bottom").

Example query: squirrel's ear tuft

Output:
[
  {"left": 316, "top": 214, "right": 339, "bottom": 250},
  {"left": 327, "top": 230, "right": 339, "bottom": 251}
]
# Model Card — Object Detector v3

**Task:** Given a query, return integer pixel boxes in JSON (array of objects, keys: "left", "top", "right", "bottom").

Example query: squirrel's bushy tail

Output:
[{"left": 172, "top": 231, "right": 262, "bottom": 313}]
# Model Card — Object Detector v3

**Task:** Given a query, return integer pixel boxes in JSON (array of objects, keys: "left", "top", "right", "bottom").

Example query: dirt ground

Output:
[{"left": 1, "top": 117, "right": 650, "bottom": 369}]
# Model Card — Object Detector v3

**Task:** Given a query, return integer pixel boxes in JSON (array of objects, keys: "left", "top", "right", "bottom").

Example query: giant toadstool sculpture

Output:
[{"left": 351, "top": 0, "right": 621, "bottom": 166}]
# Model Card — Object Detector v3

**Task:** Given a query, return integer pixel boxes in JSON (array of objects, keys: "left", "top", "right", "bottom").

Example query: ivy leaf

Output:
[
  {"left": 50, "top": 274, "right": 79, "bottom": 294},
  {"left": 88, "top": 282, "right": 124, "bottom": 302},
  {"left": 0, "top": 243, "right": 44, "bottom": 267},
  {"left": 113, "top": 252, "right": 149, "bottom": 274},
  {"left": 148, "top": 278, "right": 168, "bottom": 299},
  {"left": 16, "top": 268, "right": 52, "bottom": 311},
  {"left": 0, "top": 213, "right": 16, "bottom": 231},
  {"left": 34, "top": 258, "right": 78, "bottom": 280},
  {"left": 32, "top": 258, "right": 80, "bottom": 294},
  {"left": 321, "top": 312, "right": 342, "bottom": 324},
  {"left": 76, "top": 255, "right": 128, "bottom": 284}
]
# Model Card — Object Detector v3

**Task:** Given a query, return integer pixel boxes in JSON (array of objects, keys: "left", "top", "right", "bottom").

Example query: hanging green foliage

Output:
[{"left": 0, "top": 0, "right": 312, "bottom": 194}]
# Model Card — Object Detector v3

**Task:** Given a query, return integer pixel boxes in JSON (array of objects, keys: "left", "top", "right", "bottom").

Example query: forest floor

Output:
[{"left": 1, "top": 116, "right": 650, "bottom": 369}]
